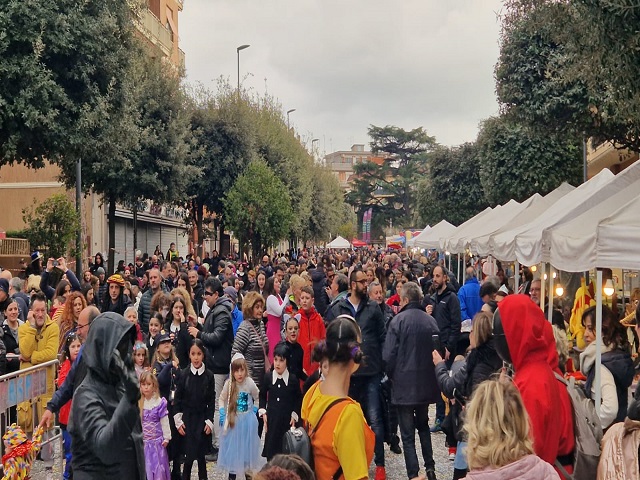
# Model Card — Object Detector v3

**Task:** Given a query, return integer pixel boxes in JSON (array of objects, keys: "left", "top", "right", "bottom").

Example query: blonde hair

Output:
[
  {"left": 242, "top": 291, "right": 265, "bottom": 319},
  {"left": 227, "top": 357, "right": 249, "bottom": 428},
  {"left": 464, "top": 379, "right": 534, "bottom": 470},
  {"left": 139, "top": 371, "right": 160, "bottom": 399},
  {"left": 470, "top": 311, "right": 493, "bottom": 348},
  {"left": 170, "top": 287, "right": 196, "bottom": 318},
  {"left": 288, "top": 274, "right": 306, "bottom": 291}
]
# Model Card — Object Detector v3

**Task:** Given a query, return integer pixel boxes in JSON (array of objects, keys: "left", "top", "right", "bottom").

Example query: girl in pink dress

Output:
[{"left": 263, "top": 276, "right": 289, "bottom": 363}]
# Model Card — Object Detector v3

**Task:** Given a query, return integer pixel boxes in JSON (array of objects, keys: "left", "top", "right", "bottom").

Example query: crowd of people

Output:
[{"left": 1, "top": 245, "right": 640, "bottom": 480}]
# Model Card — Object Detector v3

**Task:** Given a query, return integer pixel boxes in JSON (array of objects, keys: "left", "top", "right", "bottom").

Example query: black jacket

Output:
[
  {"left": 309, "top": 266, "right": 329, "bottom": 316},
  {"left": 383, "top": 302, "right": 440, "bottom": 405},
  {"left": 325, "top": 294, "right": 386, "bottom": 377},
  {"left": 585, "top": 348, "right": 634, "bottom": 424},
  {"left": 435, "top": 339, "right": 502, "bottom": 400},
  {"left": 2, "top": 323, "right": 19, "bottom": 374},
  {"left": 198, "top": 296, "right": 234, "bottom": 374},
  {"left": 69, "top": 313, "right": 144, "bottom": 480},
  {"left": 422, "top": 284, "right": 461, "bottom": 355}
]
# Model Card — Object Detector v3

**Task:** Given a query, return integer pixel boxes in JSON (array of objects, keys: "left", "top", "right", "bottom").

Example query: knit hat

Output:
[
  {"left": 95, "top": 267, "right": 105, "bottom": 275},
  {"left": 0, "top": 278, "right": 8, "bottom": 295},
  {"left": 223, "top": 286, "right": 238, "bottom": 303},
  {"left": 2, "top": 424, "right": 27, "bottom": 448},
  {"left": 107, "top": 274, "right": 125, "bottom": 287}
]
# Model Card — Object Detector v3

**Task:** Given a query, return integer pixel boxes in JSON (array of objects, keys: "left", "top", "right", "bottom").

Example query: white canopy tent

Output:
[
  {"left": 326, "top": 236, "right": 350, "bottom": 249},
  {"left": 472, "top": 183, "right": 575, "bottom": 258},
  {"left": 406, "top": 226, "right": 431, "bottom": 248},
  {"left": 596, "top": 195, "right": 640, "bottom": 270},
  {"left": 486, "top": 168, "right": 615, "bottom": 263},
  {"left": 438, "top": 207, "right": 493, "bottom": 252},
  {"left": 545, "top": 174, "right": 640, "bottom": 272},
  {"left": 445, "top": 200, "right": 525, "bottom": 254},
  {"left": 412, "top": 220, "right": 457, "bottom": 250}
]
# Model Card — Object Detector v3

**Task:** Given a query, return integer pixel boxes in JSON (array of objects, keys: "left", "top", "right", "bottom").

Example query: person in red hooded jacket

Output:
[
  {"left": 298, "top": 286, "right": 326, "bottom": 377},
  {"left": 493, "top": 294, "right": 575, "bottom": 475}
]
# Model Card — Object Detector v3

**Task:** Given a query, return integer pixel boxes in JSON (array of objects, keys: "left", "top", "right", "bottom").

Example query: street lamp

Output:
[
  {"left": 237, "top": 44, "right": 250, "bottom": 93},
  {"left": 287, "top": 109, "right": 296, "bottom": 129}
]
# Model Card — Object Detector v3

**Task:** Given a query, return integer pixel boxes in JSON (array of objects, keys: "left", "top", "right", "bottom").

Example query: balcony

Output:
[
  {"left": 134, "top": 9, "right": 173, "bottom": 57},
  {"left": 179, "top": 48, "right": 186, "bottom": 71},
  {"left": 587, "top": 140, "right": 639, "bottom": 176}
]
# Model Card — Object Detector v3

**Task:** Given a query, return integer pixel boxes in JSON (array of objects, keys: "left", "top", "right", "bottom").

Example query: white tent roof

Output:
[
  {"left": 545, "top": 173, "right": 640, "bottom": 272},
  {"left": 597, "top": 194, "right": 640, "bottom": 270},
  {"left": 406, "top": 225, "right": 431, "bottom": 247},
  {"left": 326, "top": 236, "right": 350, "bottom": 249},
  {"left": 473, "top": 183, "right": 575, "bottom": 258},
  {"left": 514, "top": 162, "right": 640, "bottom": 266},
  {"left": 488, "top": 168, "right": 614, "bottom": 263},
  {"left": 412, "top": 220, "right": 456, "bottom": 249},
  {"left": 445, "top": 200, "right": 525, "bottom": 254}
]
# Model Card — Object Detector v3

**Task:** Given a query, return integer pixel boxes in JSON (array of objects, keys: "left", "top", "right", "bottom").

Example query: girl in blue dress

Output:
[{"left": 218, "top": 353, "right": 265, "bottom": 479}]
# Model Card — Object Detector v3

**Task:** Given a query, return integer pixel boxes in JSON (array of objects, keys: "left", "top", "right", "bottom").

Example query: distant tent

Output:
[
  {"left": 326, "top": 236, "right": 350, "bottom": 249},
  {"left": 352, "top": 238, "right": 367, "bottom": 248}
]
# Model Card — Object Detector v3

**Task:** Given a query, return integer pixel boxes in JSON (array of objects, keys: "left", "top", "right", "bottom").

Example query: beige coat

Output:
[{"left": 597, "top": 418, "right": 640, "bottom": 480}]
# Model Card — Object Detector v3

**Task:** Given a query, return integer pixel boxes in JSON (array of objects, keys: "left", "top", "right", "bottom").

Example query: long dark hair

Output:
[
  {"left": 102, "top": 283, "right": 128, "bottom": 315},
  {"left": 264, "top": 276, "right": 279, "bottom": 298}
]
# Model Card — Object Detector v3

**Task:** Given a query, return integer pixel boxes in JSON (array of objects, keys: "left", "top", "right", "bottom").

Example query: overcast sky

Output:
[{"left": 180, "top": 0, "right": 504, "bottom": 155}]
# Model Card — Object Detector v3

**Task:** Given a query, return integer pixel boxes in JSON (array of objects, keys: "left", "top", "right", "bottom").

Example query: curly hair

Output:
[
  {"left": 242, "top": 291, "right": 265, "bottom": 319},
  {"left": 464, "top": 379, "right": 534, "bottom": 470}
]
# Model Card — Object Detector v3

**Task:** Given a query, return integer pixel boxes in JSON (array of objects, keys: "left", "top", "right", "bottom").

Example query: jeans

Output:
[
  {"left": 349, "top": 373, "right": 385, "bottom": 467},
  {"left": 62, "top": 426, "right": 73, "bottom": 479},
  {"left": 212, "top": 373, "right": 227, "bottom": 449},
  {"left": 397, "top": 404, "right": 435, "bottom": 479}
]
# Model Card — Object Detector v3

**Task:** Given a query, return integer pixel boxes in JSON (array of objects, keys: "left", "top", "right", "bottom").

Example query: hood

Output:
[
  {"left": 435, "top": 282, "right": 457, "bottom": 299},
  {"left": 496, "top": 294, "right": 558, "bottom": 372},
  {"left": 466, "top": 455, "right": 559, "bottom": 480},
  {"left": 83, "top": 312, "right": 136, "bottom": 382},
  {"left": 214, "top": 296, "right": 233, "bottom": 312}
]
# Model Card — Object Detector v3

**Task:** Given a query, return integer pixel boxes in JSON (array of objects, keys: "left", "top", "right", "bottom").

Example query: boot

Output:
[
  {"left": 389, "top": 434, "right": 402, "bottom": 454},
  {"left": 452, "top": 468, "right": 467, "bottom": 480}
]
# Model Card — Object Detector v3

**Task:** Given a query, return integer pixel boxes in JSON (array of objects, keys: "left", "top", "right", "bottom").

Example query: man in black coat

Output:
[
  {"left": 192, "top": 277, "right": 233, "bottom": 459},
  {"left": 69, "top": 312, "right": 144, "bottom": 480},
  {"left": 383, "top": 281, "right": 439, "bottom": 480},
  {"left": 325, "top": 269, "right": 388, "bottom": 478}
]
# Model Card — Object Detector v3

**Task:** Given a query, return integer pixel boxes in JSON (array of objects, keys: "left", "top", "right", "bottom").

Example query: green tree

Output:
[
  {"left": 22, "top": 193, "right": 81, "bottom": 258},
  {"left": 346, "top": 125, "right": 437, "bottom": 231},
  {"left": 307, "top": 165, "right": 348, "bottom": 242},
  {"left": 476, "top": 116, "right": 582, "bottom": 205},
  {"left": 184, "top": 81, "right": 255, "bottom": 258},
  {"left": 496, "top": 0, "right": 640, "bottom": 151},
  {"left": 0, "top": 0, "right": 141, "bottom": 167},
  {"left": 224, "top": 159, "right": 293, "bottom": 261},
  {"left": 415, "top": 143, "right": 488, "bottom": 226},
  {"left": 59, "top": 50, "right": 194, "bottom": 273}
]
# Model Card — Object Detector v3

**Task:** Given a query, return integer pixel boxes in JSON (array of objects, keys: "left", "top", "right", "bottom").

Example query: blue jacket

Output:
[
  {"left": 457, "top": 277, "right": 482, "bottom": 321},
  {"left": 231, "top": 305, "right": 244, "bottom": 336}
]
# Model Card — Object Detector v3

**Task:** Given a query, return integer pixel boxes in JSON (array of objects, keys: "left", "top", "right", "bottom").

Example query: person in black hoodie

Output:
[
  {"left": 68, "top": 312, "right": 144, "bottom": 480},
  {"left": 433, "top": 311, "right": 503, "bottom": 480},
  {"left": 422, "top": 264, "right": 462, "bottom": 432},
  {"left": 101, "top": 274, "right": 131, "bottom": 315}
]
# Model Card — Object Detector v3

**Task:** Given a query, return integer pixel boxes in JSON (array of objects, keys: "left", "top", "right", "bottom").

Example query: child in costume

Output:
[
  {"left": 58, "top": 332, "right": 82, "bottom": 479},
  {"left": 173, "top": 339, "right": 215, "bottom": 480},
  {"left": 283, "top": 314, "right": 307, "bottom": 383},
  {"left": 218, "top": 353, "right": 265, "bottom": 479},
  {"left": 134, "top": 341, "right": 150, "bottom": 379},
  {"left": 146, "top": 313, "right": 164, "bottom": 361},
  {"left": 140, "top": 371, "right": 171, "bottom": 480},
  {"left": 2, "top": 424, "right": 44, "bottom": 480},
  {"left": 258, "top": 342, "right": 302, "bottom": 460}
]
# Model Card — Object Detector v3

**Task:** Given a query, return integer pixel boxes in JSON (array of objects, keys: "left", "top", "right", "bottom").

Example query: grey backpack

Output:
[{"left": 554, "top": 373, "right": 602, "bottom": 480}]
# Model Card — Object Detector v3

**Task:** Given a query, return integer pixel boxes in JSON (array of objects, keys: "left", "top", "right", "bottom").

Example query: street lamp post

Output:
[
  {"left": 237, "top": 44, "right": 250, "bottom": 94},
  {"left": 311, "top": 138, "right": 319, "bottom": 161},
  {"left": 287, "top": 108, "right": 296, "bottom": 129}
]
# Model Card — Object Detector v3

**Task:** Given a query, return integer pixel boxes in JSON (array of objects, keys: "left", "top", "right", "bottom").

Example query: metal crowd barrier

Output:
[{"left": 0, "top": 359, "right": 63, "bottom": 475}]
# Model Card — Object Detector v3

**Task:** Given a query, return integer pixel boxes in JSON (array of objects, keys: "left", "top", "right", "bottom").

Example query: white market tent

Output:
[
  {"left": 486, "top": 168, "right": 615, "bottom": 263},
  {"left": 517, "top": 162, "right": 640, "bottom": 266},
  {"left": 596, "top": 194, "right": 640, "bottom": 270},
  {"left": 412, "top": 220, "right": 457, "bottom": 250},
  {"left": 406, "top": 225, "right": 431, "bottom": 248},
  {"left": 445, "top": 200, "right": 526, "bottom": 254},
  {"left": 438, "top": 207, "right": 494, "bottom": 252},
  {"left": 471, "top": 183, "right": 575, "bottom": 258},
  {"left": 326, "top": 236, "right": 350, "bottom": 249},
  {"left": 545, "top": 170, "right": 640, "bottom": 272}
]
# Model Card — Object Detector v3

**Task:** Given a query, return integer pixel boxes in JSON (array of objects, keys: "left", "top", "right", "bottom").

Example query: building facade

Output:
[{"left": 0, "top": 0, "right": 188, "bottom": 267}]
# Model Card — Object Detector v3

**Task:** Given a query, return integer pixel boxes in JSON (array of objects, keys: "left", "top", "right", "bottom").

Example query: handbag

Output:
[
  {"left": 283, "top": 398, "right": 348, "bottom": 475},
  {"left": 248, "top": 321, "right": 271, "bottom": 372}
]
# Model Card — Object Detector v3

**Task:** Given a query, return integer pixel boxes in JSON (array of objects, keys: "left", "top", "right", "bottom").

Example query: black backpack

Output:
[{"left": 282, "top": 398, "right": 348, "bottom": 479}]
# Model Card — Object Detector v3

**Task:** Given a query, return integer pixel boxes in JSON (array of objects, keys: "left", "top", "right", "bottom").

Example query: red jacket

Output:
[
  {"left": 298, "top": 307, "right": 326, "bottom": 376},
  {"left": 57, "top": 359, "right": 73, "bottom": 426},
  {"left": 499, "top": 295, "right": 575, "bottom": 473}
]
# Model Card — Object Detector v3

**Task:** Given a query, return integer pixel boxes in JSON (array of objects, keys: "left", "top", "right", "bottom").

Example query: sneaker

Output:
[
  {"left": 430, "top": 419, "right": 443, "bottom": 433},
  {"left": 205, "top": 449, "right": 218, "bottom": 462},
  {"left": 375, "top": 466, "right": 386, "bottom": 480},
  {"left": 448, "top": 446, "right": 456, "bottom": 461}
]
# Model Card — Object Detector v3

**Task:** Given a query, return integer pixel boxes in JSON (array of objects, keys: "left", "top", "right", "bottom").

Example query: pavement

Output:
[{"left": 29, "top": 406, "right": 454, "bottom": 480}]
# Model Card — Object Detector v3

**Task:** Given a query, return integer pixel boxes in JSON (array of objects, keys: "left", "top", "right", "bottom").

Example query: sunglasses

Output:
[{"left": 203, "top": 291, "right": 215, "bottom": 296}]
